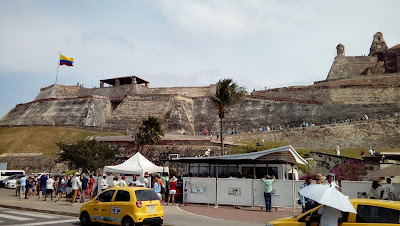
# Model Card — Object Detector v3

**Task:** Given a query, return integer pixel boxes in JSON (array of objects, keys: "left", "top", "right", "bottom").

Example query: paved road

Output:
[{"left": 0, "top": 207, "right": 80, "bottom": 226}]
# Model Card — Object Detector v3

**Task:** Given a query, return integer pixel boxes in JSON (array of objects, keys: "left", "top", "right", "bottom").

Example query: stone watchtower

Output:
[
  {"left": 336, "top": 43, "right": 345, "bottom": 56},
  {"left": 369, "top": 32, "right": 388, "bottom": 60}
]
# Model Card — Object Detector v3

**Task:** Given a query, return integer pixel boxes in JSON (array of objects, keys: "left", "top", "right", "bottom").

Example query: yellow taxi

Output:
[
  {"left": 79, "top": 187, "right": 164, "bottom": 226},
  {"left": 267, "top": 199, "right": 400, "bottom": 226}
]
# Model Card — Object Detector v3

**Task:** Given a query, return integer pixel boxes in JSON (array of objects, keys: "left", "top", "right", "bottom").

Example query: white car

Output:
[{"left": 5, "top": 175, "right": 25, "bottom": 189}]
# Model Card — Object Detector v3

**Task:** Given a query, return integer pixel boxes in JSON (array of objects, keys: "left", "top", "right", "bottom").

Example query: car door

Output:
[
  {"left": 91, "top": 189, "right": 116, "bottom": 223},
  {"left": 109, "top": 190, "right": 132, "bottom": 224}
]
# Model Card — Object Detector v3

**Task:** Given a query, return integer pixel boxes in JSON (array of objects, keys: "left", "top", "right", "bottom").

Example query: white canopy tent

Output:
[{"left": 103, "top": 152, "right": 168, "bottom": 176}]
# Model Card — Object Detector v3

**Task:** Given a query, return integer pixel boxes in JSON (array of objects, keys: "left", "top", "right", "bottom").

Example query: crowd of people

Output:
[{"left": 15, "top": 172, "right": 96, "bottom": 205}]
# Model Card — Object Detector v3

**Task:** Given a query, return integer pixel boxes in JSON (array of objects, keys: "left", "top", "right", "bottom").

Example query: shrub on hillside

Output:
[{"left": 331, "top": 159, "right": 366, "bottom": 181}]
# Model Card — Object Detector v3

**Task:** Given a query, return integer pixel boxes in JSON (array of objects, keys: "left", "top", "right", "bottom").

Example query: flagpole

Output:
[{"left": 55, "top": 52, "right": 60, "bottom": 84}]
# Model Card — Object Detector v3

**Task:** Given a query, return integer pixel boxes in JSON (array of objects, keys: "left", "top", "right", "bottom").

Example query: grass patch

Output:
[{"left": 0, "top": 126, "right": 122, "bottom": 156}]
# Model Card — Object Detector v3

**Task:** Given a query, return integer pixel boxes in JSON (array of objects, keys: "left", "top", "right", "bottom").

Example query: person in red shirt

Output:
[
  {"left": 167, "top": 176, "right": 178, "bottom": 205},
  {"left": 86, "top": 175, "right": 95, "bottom": 199}
]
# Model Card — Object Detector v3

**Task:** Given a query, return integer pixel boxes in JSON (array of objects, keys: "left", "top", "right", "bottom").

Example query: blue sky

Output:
[{"left": 1, "top": 0, "right": 400, "bottom": 118}]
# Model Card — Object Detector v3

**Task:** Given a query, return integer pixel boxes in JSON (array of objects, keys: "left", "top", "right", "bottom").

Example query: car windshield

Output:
[{"left": 135, "top": 190, "right": 160, "bottom": 201}]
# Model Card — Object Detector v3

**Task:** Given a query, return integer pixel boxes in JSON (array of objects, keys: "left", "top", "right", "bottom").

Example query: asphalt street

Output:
[{"left": 0, "top": 207, "right": 80, "bottom": 226}]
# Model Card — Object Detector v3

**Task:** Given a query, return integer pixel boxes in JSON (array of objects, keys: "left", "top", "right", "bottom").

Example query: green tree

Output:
[
  {"left": 210, "top": 79, "right": 246, "bottom": 155},
  {"left": 134, "top": 116, "right": 165, "bottom": 153},
  {"left": 57, "top": 140, "right": 119, "bottom": 172}
]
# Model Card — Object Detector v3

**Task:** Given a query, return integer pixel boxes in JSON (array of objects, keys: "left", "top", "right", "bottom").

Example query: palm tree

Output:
[
  {"left": 210, "top": 79, "right": 246, "bottom": 155},
  {"left": 134, "top": 116, "right": 165, "bottom": 153}
]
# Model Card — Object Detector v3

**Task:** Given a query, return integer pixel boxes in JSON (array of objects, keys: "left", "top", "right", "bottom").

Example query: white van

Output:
[{"left": 0, "top": 170, "right": 25, "bottom": 181}]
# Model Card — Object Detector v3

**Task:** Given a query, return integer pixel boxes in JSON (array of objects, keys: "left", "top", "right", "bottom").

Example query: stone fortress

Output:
[{"left": 1, "top": 32, "right": 399, "bottom": 138}]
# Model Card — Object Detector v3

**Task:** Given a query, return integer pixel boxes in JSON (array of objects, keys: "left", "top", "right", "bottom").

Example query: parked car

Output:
[
  {"left": 0, "top": 174, "right": 23, "bottom": 188},
  {"left": 5, "top": 174, "right": 26, "bottom": 189},
  {"left": 79, "top": 187, "right": 164, "bottom": 226},
  {"left": 267, "top": 199, "right": 400, "bottom": 226}
]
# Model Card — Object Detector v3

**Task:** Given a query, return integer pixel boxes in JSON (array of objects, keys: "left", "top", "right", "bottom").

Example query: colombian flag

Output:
[{"left": 59, "top": 54, "right": 74, "bottom": 66}]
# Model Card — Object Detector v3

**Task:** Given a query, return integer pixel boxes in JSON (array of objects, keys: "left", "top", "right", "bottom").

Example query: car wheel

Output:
[
  {"left": 79, "top": 211, "right": 92, "bottom": 226},
  {"left": 122, "top": 216, "right": 135, "bottom": 226}
]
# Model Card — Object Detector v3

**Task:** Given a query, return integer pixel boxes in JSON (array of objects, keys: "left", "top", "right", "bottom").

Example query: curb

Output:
[{"left": 0, "top": 204, "right": 78, "bottom": 217}]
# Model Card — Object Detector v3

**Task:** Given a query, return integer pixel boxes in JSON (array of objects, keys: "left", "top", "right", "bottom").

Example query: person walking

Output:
[
  {"left": 381, "top": 178, "right": 396, "bottom": 200},
  {"left": 167, "top": 176, "right": 177, "bottom": 205},
  {"left": 39, "top": 174, "right": 48, "bottom": 199},
  {"left": 161, "top": 173, "right": 169, "bottom": 202},
  {"left": 80, "top": 174, "right": 89, "bottom": 203},
  {"left": 300, "top": 176, "right": 315, "bottom": 213},
  {"left": 71, "top": 172, "right": 80, "bottom": 205},
  {"left": 368, "top": 181, "right": 381, "bottom": 199},
  {"left": 19, "top": 175, "right": 27, "bottom": 201},
  {"left": 261, "top": 175, "right": 275, "bottom": 212},
  {"left": 65, "top": 175, "right": 72, "bottom": 201},
  {"left": 153, "top": 175, "right": 162, "bottom": 199},
  {"left": 44, "top": 176, "right": 54, "bottom": 201},
  {"left": 55, "top": 175, "right": 65, "bottom": 202},
  {"left": 101, "top": 174, "right": 108, "bottom": 191},
  {"left": 86, "top": 175, "right": 95, "bottom": 198}
]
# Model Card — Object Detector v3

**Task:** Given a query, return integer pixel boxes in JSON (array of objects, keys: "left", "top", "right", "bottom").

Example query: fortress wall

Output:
[
  {"left": 225, "top": 118, "right": 400, "bottom": 149},
  {"left": 164, "top": 96, "right": 195, "bottom": 134},
  {"left": 326, "top": 56, "right": 378, "bottom": 80},
  {"left": 0, "top": 97, "right": 109, "bottom": 127},
  {"left": 104, "top": 94, "right": 175, "bottom": 131},
  {"left": 34, "top": 85, "right": 80, "bottom": 100},
  {"left": 145, "top": 85, "right": 216, "bottom": 97}
]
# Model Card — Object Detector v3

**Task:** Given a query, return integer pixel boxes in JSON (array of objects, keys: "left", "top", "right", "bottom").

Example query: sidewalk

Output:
[{"left": 0, "top": 189, "right": 300, "bottom": 225}]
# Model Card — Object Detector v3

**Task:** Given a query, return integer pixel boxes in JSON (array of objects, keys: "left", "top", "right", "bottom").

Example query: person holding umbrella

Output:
[{"left": 318, "top": 205, "right": 342, "bottom": 226}]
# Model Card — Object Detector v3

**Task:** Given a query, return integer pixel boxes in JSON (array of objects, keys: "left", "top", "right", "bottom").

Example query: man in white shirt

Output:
[
  {"left": 318, "top": 205, "right": 342, "bottom": 226},
  {"left": 369, "top": 147, "right": 374, "bottom": 156},
  {"left": 19, "top": 175, "right": 27, "bottom": 201},
  {"left": 324, "top": 175, "right": 341, "bottom": 191},
  {"left": 44, "top": 176, "right": 54, "bottom": 201},
  {"left": 71, "top": 172, "right": 80, "bottom": 205},
  {"left": 101, "top": 174, "right": 108, "bottom": 191},
  {"left": 143, "top": 172, "right": 150, "bottom": 188},
  {"left": 118, "top": 176, "right": 127, "bottom": 187},
  {"left": 381, "top": 178, "right": 396, "bottom": 200}
]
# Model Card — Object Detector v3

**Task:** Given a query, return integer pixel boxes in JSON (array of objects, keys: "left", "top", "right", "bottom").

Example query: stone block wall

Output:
[
  {"left": 326, "top": 56, "right": 378, "bottom": 80},
  {"left": 225, "top": 118, "right": 400, "bottom": 149}
]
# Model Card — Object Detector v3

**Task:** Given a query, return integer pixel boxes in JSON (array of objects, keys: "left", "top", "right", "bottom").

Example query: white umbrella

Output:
[{"left": 299, "top": 184, "right": 357, "bottom": 214}]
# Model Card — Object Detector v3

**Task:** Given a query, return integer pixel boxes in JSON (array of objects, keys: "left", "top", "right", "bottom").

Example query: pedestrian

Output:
[
  {"left": 299, "top": 176, "right": 315, "bottom": 213},
  {"left": 86, "top": 175, "right": 95, "bottom": 198},
  {"left": 55, "top": 175, "right": 65, "bottom": 202},
  {"left": 118, "top": 175, "right": 127, "bottom": 187},
  {"left": 369, "top": 147, "right": 374, "bottom": 156},
  {"left": 19, "top": 174, "right": 27, "bottom": 201},
  {"left": 335, "top": 145, "right": 340, "bottom": 156},
  {"left": 261, "top": 175, "right": 275, "bottom": 212},
  {"left": 368, "top": 181, "right": 381, "bottom": 199},
  {"left": 16, "top": 176, "right": 21, "bottom": 197},
  {"left": 80, "top": 174, "right": 89, "bottom": 203},
  {"left": 167, "top": 176, "right": 178, "bottom": 205},
  {"left": 28, "top": 175, "right": 35, "bottom": 197},
  {"left": 324, "top": 175, "right": 340, "bottom": 191},
  {"left": 152, "top": 175, "right": 162, "bottom": 199},
  {"left": 317, "top": 205, "right": 342, "bottom": 226},
  {"left": 143, "top": 172, "right": 150, "bottom": 188},
  {"left": 315, "top": 174, "right": 325, "bottom": 185},
  {"left": 101, "top": 174, "right": 108, "bottom": 191},
  {"left": 44, "top": 176, "right": 54, "bottom": 201},
  {"left": 161, "top": 173, "right": 169, "bottom": 202},
  {"left": 39, "top": 174, "right": 48, "bottom": 199},
  {"left": 113, "top": 176, "right": 119, "bottom": 187},
  {"left": 65, "top": 175, "right": 72, "bottom": 201},
  {"left": 361, "top": 149, "right": 365, "bottom": 157},
  {"left": 71, "top": 172, "right": 80, "bottom": 205},
  {"left": 381, "top": 178, "right": 396, "bottom": 200}
]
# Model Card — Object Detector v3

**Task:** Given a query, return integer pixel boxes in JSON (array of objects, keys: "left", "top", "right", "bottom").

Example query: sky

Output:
[{"left": 1, "top": 0, "right": 400, "bottom": 118}]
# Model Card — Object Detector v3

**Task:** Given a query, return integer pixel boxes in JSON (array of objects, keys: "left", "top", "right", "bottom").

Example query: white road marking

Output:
[
  {"left": 3, "top": 218, "right": 78, "bottom": 226},
  {"left": 0, "top": 213, "right": 32, "bottom": 221},
  {"left": 3, "top": 210, "right": 58, "bottom": 219}
]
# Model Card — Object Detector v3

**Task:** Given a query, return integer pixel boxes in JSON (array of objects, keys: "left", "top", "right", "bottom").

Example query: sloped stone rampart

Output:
[{"left": 226, "top": 118, "right": 400, "bottom": 149}]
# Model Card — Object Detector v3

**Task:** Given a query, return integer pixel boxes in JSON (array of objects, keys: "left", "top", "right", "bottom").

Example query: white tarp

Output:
[{"left": 103, "top": 152, "right": 168, "bottom": 176}]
